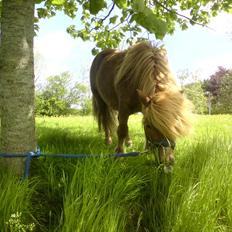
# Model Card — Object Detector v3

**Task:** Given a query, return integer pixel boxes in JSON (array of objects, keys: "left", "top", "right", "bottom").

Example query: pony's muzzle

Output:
[
  {"left": 146, "top": 139, "right": 175, "bottom": 166},
  {"left": 159, "top": 146, "right": 175, "bottom": 165}
]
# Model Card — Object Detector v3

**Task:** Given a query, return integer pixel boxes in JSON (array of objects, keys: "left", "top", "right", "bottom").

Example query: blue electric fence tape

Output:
[{"left": 0, "top": 147, "right": 141, "bottom": 179}]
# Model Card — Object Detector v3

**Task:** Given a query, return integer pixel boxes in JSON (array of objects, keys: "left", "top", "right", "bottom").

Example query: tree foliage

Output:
[
  {"left": 35, "top": 0, "right": 232, "bottom": 54},
  {"left": 203, "top": 67, "right": 232, "bottom": 114},
  {"left": 73, "top": 82, "right": 92, "bottom": 115},
  {"left": 177, "top": 69, "right": 208, "bottom": 114},
  {"left": 35, "top": 72, "right": 91, "bottom": 116},
  {"left": 183, "top": 82, "right": 207, "bottom": 114},
  {"left": 217, "top": 72, "right": 232, "bottom": 113},
  {"left": 203, "top": 66, "right": 230, "bottom": 99}
]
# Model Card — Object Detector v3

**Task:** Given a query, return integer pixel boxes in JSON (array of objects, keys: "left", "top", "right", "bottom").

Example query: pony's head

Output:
[{"left": 137, "top": 86, "right": 193, "bottom": 166}]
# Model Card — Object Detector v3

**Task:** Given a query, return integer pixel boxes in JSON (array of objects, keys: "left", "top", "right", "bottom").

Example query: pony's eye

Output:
[{"left": 146, "top": 125, "right": 152, "bottom": 129}]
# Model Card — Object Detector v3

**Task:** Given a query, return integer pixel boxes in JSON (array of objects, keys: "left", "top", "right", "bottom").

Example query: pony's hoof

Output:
[{"left": 115, "top": 147, "right": 124, "bottom": 154}]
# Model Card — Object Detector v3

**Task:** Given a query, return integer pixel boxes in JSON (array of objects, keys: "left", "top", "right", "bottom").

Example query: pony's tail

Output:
[
  {"left": 90, "top": 49, "right": 117, "bottom": 135},
  {"left": 92, "top": 90, "right": 116, "bottom": 135}
]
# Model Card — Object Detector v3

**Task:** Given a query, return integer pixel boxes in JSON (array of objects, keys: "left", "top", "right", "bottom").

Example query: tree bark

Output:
[{"left": 0, "top": 0, "right": 35, "bottom": 175}]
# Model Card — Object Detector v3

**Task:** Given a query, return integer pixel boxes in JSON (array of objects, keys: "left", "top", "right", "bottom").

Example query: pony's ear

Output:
[
  {"left": 180, "top": 89, "right": 184, "bottom": 94},
  {"left": 136, "top": 89, "right": 151, "bottom": 107}
]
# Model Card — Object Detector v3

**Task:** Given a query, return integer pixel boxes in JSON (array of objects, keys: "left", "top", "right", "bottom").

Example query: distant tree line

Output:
[
  {"left": 35, "top": 72, "right": 92, "bottom": 116},
  {"left": 179, "top": 66, "right": 232, "bottom": 114},
  {"left": 36, "top": 66, "right": 232, "bottom": 117}
]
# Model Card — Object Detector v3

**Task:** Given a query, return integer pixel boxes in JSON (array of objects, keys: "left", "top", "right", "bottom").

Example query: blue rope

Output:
[{"left": 0, "top": 148, "right": 141, "bottom": 179}]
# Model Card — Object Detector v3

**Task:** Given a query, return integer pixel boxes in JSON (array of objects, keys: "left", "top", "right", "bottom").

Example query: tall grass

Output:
[
  {"left": 0, "top": 170, "right": 36, "bottom": 231},
  {"left": 0, "top": 114, "right": 232, "bottom": 231},
  {"left": 164, "top": 115, "right": 232, "bottom": 232}
]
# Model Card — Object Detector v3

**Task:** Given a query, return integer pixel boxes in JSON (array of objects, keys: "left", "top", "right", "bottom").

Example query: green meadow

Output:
[{"left": 0, "top": 114, "right": 232, "bottom": 232}]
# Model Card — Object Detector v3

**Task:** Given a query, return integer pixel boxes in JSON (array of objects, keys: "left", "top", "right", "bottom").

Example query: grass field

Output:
[{"left": 0, "top": 114, "right": 232, "bottom": 231}]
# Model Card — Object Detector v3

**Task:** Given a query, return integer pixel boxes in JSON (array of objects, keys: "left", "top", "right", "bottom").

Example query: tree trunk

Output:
[{"left": 0, "top": 0, "right": 35, "bottom": 175}]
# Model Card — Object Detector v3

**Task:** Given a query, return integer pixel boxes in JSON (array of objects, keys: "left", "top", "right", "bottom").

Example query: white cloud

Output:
[
  {"left": 35, "top": 31, "right": 74, "bottom": 59},
  {"left": 195, "top": 13, "right": 232, "bottom": 79},
  {"left": 209, "top": 12, "right": 232, "bottom": 35},
  {"left": 34, "top": 30, "right": 94, "bottom": 80},
  {"left": 193, "top": 53, "right": 232, "bottom": 79},
  {"left": 166, "top": 12, "right": 232, "bottom": 81}
]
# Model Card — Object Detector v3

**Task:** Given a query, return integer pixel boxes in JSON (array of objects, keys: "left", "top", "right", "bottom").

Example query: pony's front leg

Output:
[
  {"left": 115, "top": 114, "right": 129, "bottom": 153},
  {"left": 125, "top": 135, "right": 132, "bottom": 147}
]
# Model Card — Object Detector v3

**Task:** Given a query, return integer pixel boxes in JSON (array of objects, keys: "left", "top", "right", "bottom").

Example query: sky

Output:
[{"left": 34, "top": 11, "right": 232, "bottom": 84}]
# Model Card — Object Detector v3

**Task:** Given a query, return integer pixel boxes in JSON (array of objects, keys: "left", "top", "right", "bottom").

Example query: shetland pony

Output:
[{"left": 90, "top": 41, "right": 192, "bottom": 165}]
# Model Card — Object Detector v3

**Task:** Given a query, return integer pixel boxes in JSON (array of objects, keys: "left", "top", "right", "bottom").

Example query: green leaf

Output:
[
  {"left": 131, "top": 0, "right": 167, "bottom": 39},
  {"left": 134, "top": 11, "right": 168, "bottom": 39},
  {"left": 90, "top": 0, "right": 107, "bottom": 15},
  {"left": 181, "top": 22, "right": 188, "bottom": 30},
  {"left": 92, "top": 48, "right": 100, "bottom": 55},
  {"left": 37, "top": 8, "right": 49, "bottom": 18},
  {"left": 109, "top": 15, "right": 118, "bottom": 24},
  {"left": 114, "top": 0, "right": 127, "bottom": 9},
  {"left": 35, "top": 0, "right": 44, "bottom": 4},
  {"left": 51, "top": 0, "right": 65, "bottom": 5},
  {"left": 132, "top": 0, "right": 146, "bottom": 12},
  {"left": 228, "top": 8, "right": 232, "bottom": 14}
]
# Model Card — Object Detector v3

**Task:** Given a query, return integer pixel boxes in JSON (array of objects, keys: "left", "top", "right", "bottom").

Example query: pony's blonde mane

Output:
[
  {"left": 114, "top": 41, "right": 193, "bottom": 140},
  {"left": 115, "top": 41, "right": 175, "bottom": 96},
  {"left": 144, "top": 85, "right": 193, "bottom": 140}
]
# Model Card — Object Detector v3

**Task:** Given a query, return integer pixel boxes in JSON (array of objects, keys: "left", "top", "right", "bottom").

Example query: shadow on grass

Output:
[{"left": 37, "top": 126, "right": 117, "bottom": 155}]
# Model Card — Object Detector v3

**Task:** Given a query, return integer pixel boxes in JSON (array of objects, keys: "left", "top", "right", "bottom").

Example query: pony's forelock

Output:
[{"left": 143, "top": 86, "right": 194, "bottom": 141}]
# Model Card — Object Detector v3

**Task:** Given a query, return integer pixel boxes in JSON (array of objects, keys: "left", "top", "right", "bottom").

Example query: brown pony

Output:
[{"left": 90, "top": 41, "right": 193, "bottom": 164}]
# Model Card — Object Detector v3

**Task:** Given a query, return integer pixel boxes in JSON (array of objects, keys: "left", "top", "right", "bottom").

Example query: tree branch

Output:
[
  {"left": 89, "top": 3, "right": 115, "bottom": 33},
  {"left": 101, "top": 3, "right": 115, "bottom": 22},
  {"left": 109, "top": 14, "right": 131, "bottom": 31},
  {"left": 152, "top": 0, "right": 214, "bottom": 30}
]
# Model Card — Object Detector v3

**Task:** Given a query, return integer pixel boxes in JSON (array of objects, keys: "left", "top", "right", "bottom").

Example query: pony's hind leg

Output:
[{"left": 105, "top": 128, "right": 112, "bottom": 145}]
